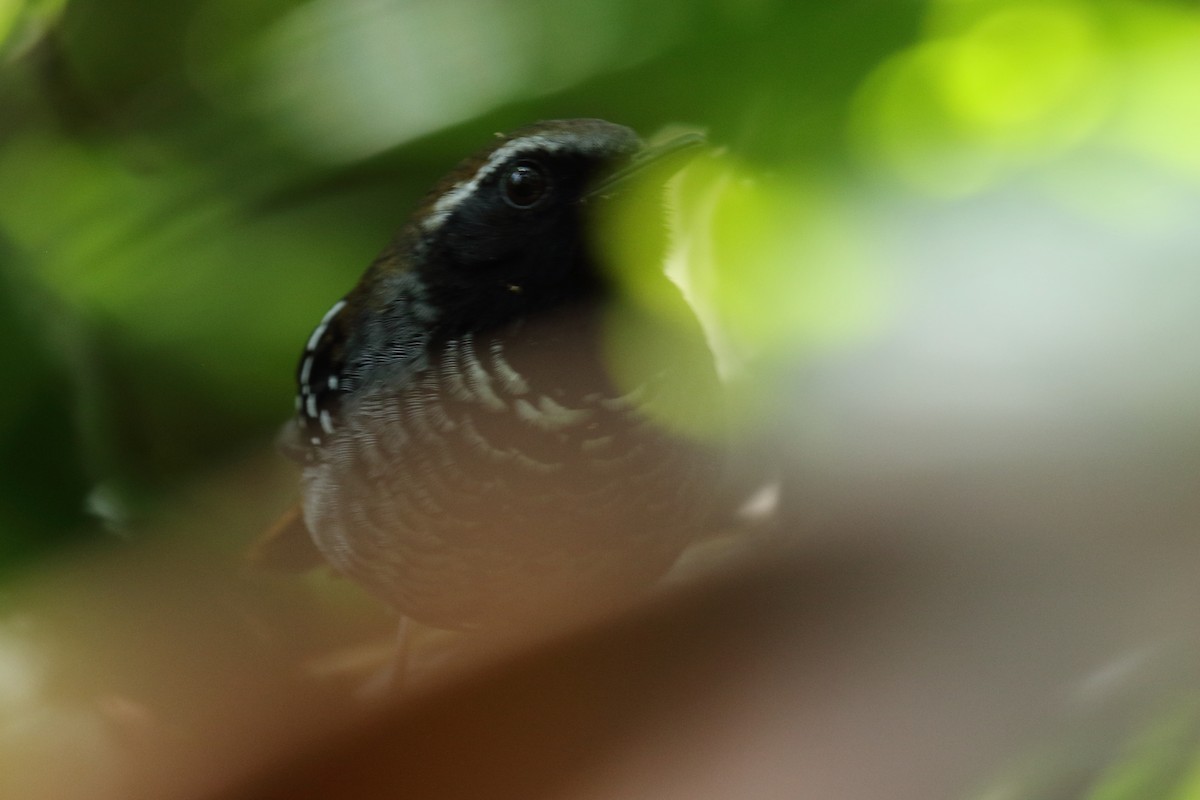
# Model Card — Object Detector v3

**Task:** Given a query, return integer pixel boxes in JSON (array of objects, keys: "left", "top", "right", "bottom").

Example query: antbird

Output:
[{"left": 273, "top": 118, "right": 725, "bottom": 635}]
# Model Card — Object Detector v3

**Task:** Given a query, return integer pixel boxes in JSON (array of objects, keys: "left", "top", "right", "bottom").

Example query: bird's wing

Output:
[{"left": 246, "top": 419, "right": 327, "bottom": 571}]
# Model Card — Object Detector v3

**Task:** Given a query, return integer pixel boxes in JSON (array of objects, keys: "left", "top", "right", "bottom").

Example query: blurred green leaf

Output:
[{"left": 0, "top": 236, "right": 92, "bottom": 573}]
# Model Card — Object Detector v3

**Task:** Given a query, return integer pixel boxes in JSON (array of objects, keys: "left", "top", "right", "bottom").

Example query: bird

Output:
[{"left": 268, "top": 118, "right": 727, "bottom": 634}]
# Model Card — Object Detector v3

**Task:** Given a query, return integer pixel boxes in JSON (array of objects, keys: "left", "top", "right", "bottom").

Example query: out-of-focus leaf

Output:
[{"left": 0, "top": 235, "right": 93, "bottom": 573}]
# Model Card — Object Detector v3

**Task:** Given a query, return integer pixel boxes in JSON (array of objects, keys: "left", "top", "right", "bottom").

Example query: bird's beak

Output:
[{"left": 584, "top": 131, "right": 707, "bottom": 201}]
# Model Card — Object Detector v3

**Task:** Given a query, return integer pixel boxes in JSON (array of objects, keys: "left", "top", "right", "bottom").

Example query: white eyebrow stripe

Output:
[
  {"left": 422, "top": 135, "right": 569, "bottom": 233},
  {"left": 421, "top": 129, "right": 627, "bottom": 234}
]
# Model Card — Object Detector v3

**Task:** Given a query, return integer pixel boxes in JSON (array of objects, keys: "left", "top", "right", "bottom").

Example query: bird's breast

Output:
[{"left": 302, "top": 309, "right": 721, "bottom": 628}]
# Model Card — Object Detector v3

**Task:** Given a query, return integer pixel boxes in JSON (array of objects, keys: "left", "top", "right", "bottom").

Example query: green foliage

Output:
[
  {"left": 0, "top": 237, "right": 92, "bottom": 569},
  {"left": 0, "top": 0, "right": 924, "bottom": 570},
  {"left": 2, "top": 0, "right": 1199, "bottom": 578}
]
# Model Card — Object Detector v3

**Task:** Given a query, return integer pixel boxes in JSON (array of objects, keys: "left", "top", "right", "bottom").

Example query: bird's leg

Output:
[{"left": 356, "top": 615, "right": 411, "bottom": 700}]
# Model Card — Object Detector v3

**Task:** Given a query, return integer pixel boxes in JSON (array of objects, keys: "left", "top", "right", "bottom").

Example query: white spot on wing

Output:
[{"left": 306, "top": 299, "right": 347, "bottom": 353}]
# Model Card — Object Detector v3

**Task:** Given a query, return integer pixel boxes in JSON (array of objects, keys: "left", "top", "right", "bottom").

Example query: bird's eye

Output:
[{"left": 501, "top": 161, "right": 550, "bottom": 209}]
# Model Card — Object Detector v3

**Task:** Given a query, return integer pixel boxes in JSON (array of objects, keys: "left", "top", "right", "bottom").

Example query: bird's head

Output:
[
  {"left": 394, "top": 118, "right": 703, "bottom": 332},
  {"left": 291, "top": 119, "right": 704, "bottom": 450}
]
